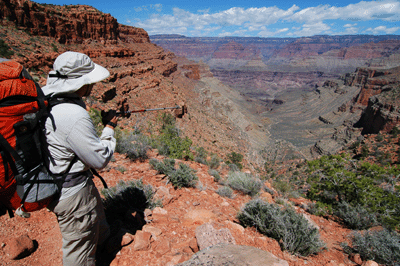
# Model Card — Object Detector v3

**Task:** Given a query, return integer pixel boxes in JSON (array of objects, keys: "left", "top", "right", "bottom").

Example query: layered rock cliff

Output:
[
  {"left": 345, "top": 66, "right": 400, "bottom": 106},
  {"left": 151, "top": 34, "right": 400, "bottom": 73},
  {"left": 0, "top": 0, "right": 149, "bottom": 44},
  {"left": 351, "top": 66, "right": 400, "bottom": 134},
  {"left": 356, "top": 91, "right": 400, "bottom": 134}
]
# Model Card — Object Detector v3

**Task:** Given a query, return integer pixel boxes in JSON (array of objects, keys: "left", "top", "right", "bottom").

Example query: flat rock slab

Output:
[{"left": 177, "top": 243, "right": 289, "bottom": 266}]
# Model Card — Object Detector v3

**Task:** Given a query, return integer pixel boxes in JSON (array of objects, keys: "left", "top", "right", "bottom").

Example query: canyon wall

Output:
[
  {"left": 151, "top": 34, "right": 400, "bottom": 73},
  {"left": 0, "top": 0, "right": 149, "bottom": 44}
]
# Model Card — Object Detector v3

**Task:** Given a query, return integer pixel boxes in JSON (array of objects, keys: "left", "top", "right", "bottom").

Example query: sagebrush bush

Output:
[
  {"left": 263, "top": 185, "right": 276, "bottom": 196},
  {"left": 334, "top": 201, "right": 378, "bottom": 230},
  {"left": 149, "top": 158, "right": 198, "bottom": 188},
  {"left": 168, "top": 163, "right": 198, "bottom": 188},
  {"left": 341, "top": 229, "right": 400, "bottom": 266},
  {"left": 227, "top": 171, "right": 262, "bottom": 197},
  {"left": 195, "top": 147, "right": 208, "bottom": 165},
  {"left": 116, "top": 131, "right": 151, "bottom": 161},
  {"left": 227, "top": 163, "right": 240, "bottom": 172},
  {"left": 149, "top": 158, "right": 176, "bottom": 175},
  {"left": 208, "top": 169, "right": 221, "bottom": 182},
  {"left": 208, "top": 154, "right": 221, "bottom": 169},
  {"left": 238, "top": 199, "right": 325, "bottom": 256},
  {"left": 216, "top": 186, "right": 234, "bottom": 198},
  {"left": 195, "top": 156, "right": 207, "bottom": 165}
]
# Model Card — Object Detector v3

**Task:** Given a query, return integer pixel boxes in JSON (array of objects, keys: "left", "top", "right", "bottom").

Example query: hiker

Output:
[{"left": 42, "top": 51, "right": 117, "bottom": 266}]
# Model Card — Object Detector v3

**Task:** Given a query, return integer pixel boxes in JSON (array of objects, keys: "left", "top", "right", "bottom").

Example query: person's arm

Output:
[{"left": 66, "top": 114, "right": 116, "bottom": 169}]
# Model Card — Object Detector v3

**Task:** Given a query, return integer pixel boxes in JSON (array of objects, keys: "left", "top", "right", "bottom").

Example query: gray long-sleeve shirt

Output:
[{"left": 44, "top": 97, "right": 116, "bottom": 199}]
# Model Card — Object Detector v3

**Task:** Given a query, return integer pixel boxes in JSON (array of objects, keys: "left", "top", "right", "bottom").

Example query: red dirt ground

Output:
[{"left": 0, "top": 151, "right": 359, "bottom": 266}]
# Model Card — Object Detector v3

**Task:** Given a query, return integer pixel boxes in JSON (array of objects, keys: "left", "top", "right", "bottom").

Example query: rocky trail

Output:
[{"left": 1, "top": 151, "right": 362, "bottom": 266}]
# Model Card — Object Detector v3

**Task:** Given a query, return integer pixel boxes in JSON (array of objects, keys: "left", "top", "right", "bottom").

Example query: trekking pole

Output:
[{"left": 115, "top": 105, "right": 181, "bottom": 115}]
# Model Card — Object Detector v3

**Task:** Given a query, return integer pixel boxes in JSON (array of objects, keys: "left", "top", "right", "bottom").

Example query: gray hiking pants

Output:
[{"left": 48, "top": 178, "right": 110, "bottom": 266}]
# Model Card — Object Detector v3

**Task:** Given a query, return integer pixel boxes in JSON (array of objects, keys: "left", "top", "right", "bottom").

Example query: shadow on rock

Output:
[{"left": 97, "top": 185, "right": 148, "bottom": 265}]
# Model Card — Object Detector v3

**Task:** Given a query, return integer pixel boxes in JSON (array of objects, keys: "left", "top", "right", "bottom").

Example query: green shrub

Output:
[
  {"left": 149, "top": 158, "right": 198, "bottom": 188},
  {"left": 334, "top": 201, "right": 378, "bottom": 230},
  {"left": 360, "top": 145, "right": 369, "bottom": 158},
  {"left": 149, "top": 158, "right": 176, "bottom": 175},
  {"left": 349, "top": 141, "right": 361, "bottom": 151},
  {"left": 263, "top": 186, "right": 276, "bottom": 196},
  {"left": 216, "top": 186, "right": 234, "bottom": 198},
  {"left": 208, "top": 154, "right": 221, "bottom": 169},
  {"left": 306, "top": 154, "right": 400, "bottom": 229},
  {"left": 168, "top": 163, "right": 198, "bottom": 188},
  {"left": 238, "top": 199, "right": 325, "bottom": 256},
  {"left": 208, "top": 169, "right": 221, "bottom": 182},
  {"left": 195, "top": 156, "right": 207, "bottom": 165},
  {"left": 151, "top": 113, "right": 193, "bottom": 160},
  {"left": 51, "top": 43, "right": 58, "bottom": 52},
  {"left": 115, "top": 166, "right": 127, "bottom": 173},
  {"left": 195, "top": 147, "right": 208, "bottom": 165},
  {"left": 376, "top": 133, "right": 384, "bottom": 142},
  {"left": 307, "top": 201, "right": 332, "bottom": 217},
  {"left": 273, "top": 180, "right": 293, "bottom": 197},
  {"left": 227, "top": 171, "right": 262, "bottom": 197},
  {"left": 390, "top": 126, "right": 400, "bottom": 137},
  {"left": 116, "top": 131, "right": 151, "bottom": 161},
  {"left": 227, "top": 163, "right": 240, "bottom": 172},
  {"left": 226, "top": 151, "right": 243, "bottom": 170},
  {"left": 341, "top": 229, "right": 400, "bottom": 266},
  {"left": 89, "top": 108, "right": 104, "bottom": 135},
  {"left": 0, "top": 39, "right": 14, "bottom": 58}
]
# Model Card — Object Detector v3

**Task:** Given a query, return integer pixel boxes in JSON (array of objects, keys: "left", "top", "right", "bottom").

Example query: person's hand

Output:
[{"left": 101, "top": 110, "right": 118, "bottom": 128}]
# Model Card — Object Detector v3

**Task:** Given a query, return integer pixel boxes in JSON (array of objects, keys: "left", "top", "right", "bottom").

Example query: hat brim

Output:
[
  {"left": 85, "top": 63, "right": 110, "bottom": 84},
  {"left": 42, "top": 63, "right": 110, "bottom": 97}
]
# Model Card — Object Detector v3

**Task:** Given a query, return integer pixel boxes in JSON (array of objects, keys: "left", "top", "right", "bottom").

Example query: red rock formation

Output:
[
  {"left": 212, "top": 41, "right": 254, "bottom": 60},
  {"left": 345, "top": 67, "right": 399, "bottom": 106},
  {"left": 337, "top": 40, "right": 400, "bottom": 60},
  {"left": 119, "top": 25, "right": 150, "bottom": 43},
  {"left": 356, "top": 94, "right": 400, "bottom": 134},
  {"left": 0, "top": 0, "right": 149, "bottom": 44}
]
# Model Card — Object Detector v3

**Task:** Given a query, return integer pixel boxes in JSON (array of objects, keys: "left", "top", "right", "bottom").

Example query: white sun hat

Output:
[{"left": 42, "top": 51, "right": 110, "bottom": 97}]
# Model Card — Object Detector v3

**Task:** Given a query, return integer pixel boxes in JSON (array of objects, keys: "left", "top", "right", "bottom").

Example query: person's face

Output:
[{"left": 77, "top": 84, "right": 94, "bottom": 97}]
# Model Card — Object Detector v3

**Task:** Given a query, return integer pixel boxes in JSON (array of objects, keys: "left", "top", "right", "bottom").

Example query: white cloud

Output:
[
  {"left": 365, "top": 25, "right": 400, "bottom": 34},
  {"left": 136, "top": 5, "right": 300, "bottom": 35},
  {"left": 292, "top": 22, "right": 331, "bottom": 36},
  {"left": 258, "top": 27, "right": 289, "bottom": 37},
  {"left": 134, "top": 4, "right": 162, "bottom": 13},
  {"left": 344, "top": 23, "right": 357, "bottom": 28},
  {"left": 134, "top": 7, "right": 144, "bottom": 12},
  {"left": 131, "top": 1, "right": 400, "bottom": 37},
  {"left": 217, "top": 28, "right": 250, "bottom": 37},
  {"left": 289, "top": 1, "right": 400, "bottom": 23},
  {"left": 198, "top": 8, "right": 210, "bottom": 14},
  {"left": 342, "top": 23, "right": 359, "bottom": 34},
  {"left": 150, "top": 4, "right": 162, "bottom": 12}
]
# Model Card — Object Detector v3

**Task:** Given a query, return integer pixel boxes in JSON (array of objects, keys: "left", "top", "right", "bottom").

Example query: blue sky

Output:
[{"left": 37, "top": 0, "right": 400, "bottom": 37}]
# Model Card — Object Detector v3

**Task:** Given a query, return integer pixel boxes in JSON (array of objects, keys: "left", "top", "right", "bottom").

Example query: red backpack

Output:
[{"left": 0, "top": 60, "right": 58, "bottom": 217}]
